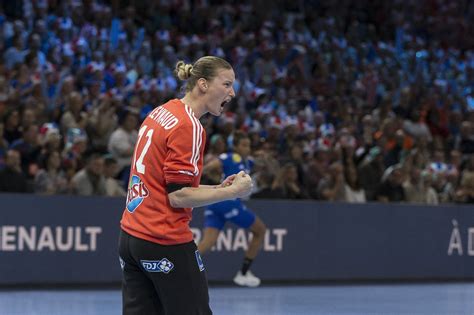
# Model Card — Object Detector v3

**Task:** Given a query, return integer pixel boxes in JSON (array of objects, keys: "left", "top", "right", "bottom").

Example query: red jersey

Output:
[{"left": 120, "top": 99, "right": 206, "bottom": 245}]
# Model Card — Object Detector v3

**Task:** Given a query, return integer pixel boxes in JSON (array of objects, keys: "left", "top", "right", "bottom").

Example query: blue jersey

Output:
[
  {"left": 205, "top": 152, "right": 256, "bottom": 230},
  {"left": 219, "top": 152, "right": 254, "bottom": 179}
]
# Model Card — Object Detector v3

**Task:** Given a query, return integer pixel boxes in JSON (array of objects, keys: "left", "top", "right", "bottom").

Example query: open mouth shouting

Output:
[{"left": 220, "top": 99, "right": 231, "bottom": 111}]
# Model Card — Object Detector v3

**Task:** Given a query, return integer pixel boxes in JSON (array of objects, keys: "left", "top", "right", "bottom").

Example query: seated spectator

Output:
[
  {"left": 71, "top": 153, "right": 106, "bottom": 196},
  {"left": 37, "top": 123, "right": 62, "bottom": 166},
  {"left": 251, "top": 149, "right": 282, "bottom": 198},
  {"left": 0, "top": 149, "right": 28, "bottom": 193},
  {"left": 343, "top": 165, "right": 366, "bottom": 203},
  {"left": 107, "top": 109, "right": 139, "bottom": 187},
  {"left": 60, "top": 91, "right": 89, "bottom": 134},
  {"left": 103, "top": 155, "right": 126, "bottom": 197},
  {"left": 439, "top": 167, "right": 459, "bottom": 203},
  {"left": 202, "top": 134, "right": 226, "bottom": 185},
  {"left": 358, "top": 147, "right": 385, "bottom": 201},
  {"left": 284, "top": 143, "right": 307, "bottom": 188},
  {"left": 86, "top": 95, "right": 118, "bottom": 153},
  {"left": 4, "top": 35, "right": 26, "bottom": 70},
  {"left": 305, "top": 149, "right": 330, "bottom": 199},
  {"left": 403, "top": 109, "right": 433, "bottom": 142},
  {"left": 455, "top": 156, "right": 474, "bottom": 203},
  {"left": 9, "top": 123, "right": 41, "bottom": 178},
  {"left": 0, "top": 122, "right": 8, "bottom": 167},
  {"left": 402, "top": 168, "right": 426, "bottom": 203},
  {"left": 62, "top": 127, "right": 88, "bottom": 178},
  {"left": 270, "top": 163, "right": 307, "bottom": 199},
  {"left": 252, "top": 171, "right": 282, "bottom": 199},
  {"left": 376, "top": 164, "right": 406, "bottom": 203},
  {"left": 455, "top": 121, "right": 474, "bottom": 155},
  {"left": 420, "top": 171, "right": 439, "bottom": 205},
  {"left": 34, "top": 150, "right": 69, "bottom": 194},
  {"left": 3, "top": 109, "right": 21, "bottom": 144},
  {"left": 317, "top": 162, "right": 345, "bottom": 201}
]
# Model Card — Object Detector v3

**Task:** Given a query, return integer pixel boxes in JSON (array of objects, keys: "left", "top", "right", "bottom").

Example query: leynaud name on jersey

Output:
[{"left": 126, "top": 175, "right": 149, "bottom": 213}]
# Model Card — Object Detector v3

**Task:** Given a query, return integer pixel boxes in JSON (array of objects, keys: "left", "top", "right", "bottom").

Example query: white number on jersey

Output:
[{"left": 133, "top": 125, "right": 154, "bottom": 174}]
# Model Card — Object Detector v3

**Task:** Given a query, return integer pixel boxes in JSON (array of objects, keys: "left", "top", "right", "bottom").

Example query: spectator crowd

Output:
[{"left": 0, "top": 0, "right": 473, "bottom": 204}]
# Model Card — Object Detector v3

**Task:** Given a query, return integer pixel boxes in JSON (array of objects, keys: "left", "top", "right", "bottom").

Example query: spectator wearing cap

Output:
[
  {"left": 71, "top": 153, "right": 106, "bottom": 196},
  {"left": 107, "top": 108, "right": 138, "bottom": 186},
  {"left": 0, "top": 149, "right": 28, "bottom": 193},
  {"left": 34, "top": 150, "right": 69, "bottom": 194},
  {"left": 103, "top": 155, "right": 126, "bottom": 197}
]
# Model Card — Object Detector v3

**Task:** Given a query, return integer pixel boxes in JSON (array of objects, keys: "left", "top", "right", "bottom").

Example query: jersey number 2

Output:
[{"left": 133, "top": 125, "right": 153, "bottom": 174}]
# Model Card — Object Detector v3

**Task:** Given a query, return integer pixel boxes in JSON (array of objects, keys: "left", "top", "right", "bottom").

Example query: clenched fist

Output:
[{"left": 230, "top": 171, "right": 253, "bottom": 198}]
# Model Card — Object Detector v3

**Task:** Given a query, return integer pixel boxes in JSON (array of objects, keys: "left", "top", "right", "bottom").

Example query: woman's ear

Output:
[{"left": 197, "top": 78, "right": 208, "bottom": 92}]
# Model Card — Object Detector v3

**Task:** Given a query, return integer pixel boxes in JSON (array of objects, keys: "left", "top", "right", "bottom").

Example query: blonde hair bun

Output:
[{"left": 175, "top": 61, "right": 193, "bottom": 80}]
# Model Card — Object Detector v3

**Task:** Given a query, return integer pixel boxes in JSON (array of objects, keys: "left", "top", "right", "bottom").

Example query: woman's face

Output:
[{"left": 204, "top": 68, "right": 236, "bottom": 116}]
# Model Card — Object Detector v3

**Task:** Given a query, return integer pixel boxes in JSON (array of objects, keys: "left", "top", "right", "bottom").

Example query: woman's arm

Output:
[{"left": 169, "top": 172, "right": 249, "bottom": 208}]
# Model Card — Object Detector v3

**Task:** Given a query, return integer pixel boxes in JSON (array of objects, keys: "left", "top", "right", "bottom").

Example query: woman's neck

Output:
[{"left": 181, "top": 93, "right": 206, "bottom": 119}]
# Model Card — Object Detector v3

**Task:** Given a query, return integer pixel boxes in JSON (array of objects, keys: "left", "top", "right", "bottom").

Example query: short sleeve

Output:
[{"left": 163, "top": 121, "right": 204, "bottom": 184}]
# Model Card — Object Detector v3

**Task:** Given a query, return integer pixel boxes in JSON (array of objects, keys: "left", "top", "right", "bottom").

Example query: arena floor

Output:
[{"left": 1, "top": 283, "right": 473, "bottom": 315}]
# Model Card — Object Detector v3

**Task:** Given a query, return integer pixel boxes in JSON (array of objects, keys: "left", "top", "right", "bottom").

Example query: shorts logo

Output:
[
  {"left": 224, "top": 208, "right": 239, "bottom": 219},
  {"left": 126, "top": 175, "right": 149, "bottom": 213},
  {"left": 119, "top": 257, "right": 125, "bottom": 270},
  {"left": 141, "top": 258, "right": 174, "bottom": 273},
  {"left": 195, "top": 250, "right": 205, "bottom": 272}
]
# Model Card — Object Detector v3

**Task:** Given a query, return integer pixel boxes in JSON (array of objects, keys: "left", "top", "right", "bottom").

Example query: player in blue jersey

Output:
[{"left": 198, "top": 131, "right": 267, "bottom": 287}]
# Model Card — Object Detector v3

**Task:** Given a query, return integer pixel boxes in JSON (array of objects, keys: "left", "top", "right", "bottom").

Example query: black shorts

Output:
[{"left": 119, "top": 230, "right": 212, "bottom": 315}]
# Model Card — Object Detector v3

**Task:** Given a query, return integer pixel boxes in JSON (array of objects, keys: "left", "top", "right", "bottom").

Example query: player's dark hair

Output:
[{"left": 233, "top": 131, "right": 249, "bottom": 147}]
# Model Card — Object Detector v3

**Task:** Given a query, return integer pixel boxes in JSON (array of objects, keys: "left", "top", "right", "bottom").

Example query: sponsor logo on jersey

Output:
[
  {"left": 232, "top": 153, "right": 242, "bottom": 163},
  {"left": 140, "top": 258, "right": 174, "bottom": 273},
  {"left": 126, "top": 175, "right": 149, "bottom": 213}
]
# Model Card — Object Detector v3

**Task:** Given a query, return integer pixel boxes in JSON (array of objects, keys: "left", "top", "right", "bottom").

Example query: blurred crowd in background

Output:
[{"left": 0, "top": 0, "right": 473, "bottom": 204}]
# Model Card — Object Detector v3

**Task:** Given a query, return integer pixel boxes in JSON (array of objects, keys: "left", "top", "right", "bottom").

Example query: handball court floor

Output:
[{"left": 1, "top": 282, "right": 474, "bottom": 315}]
